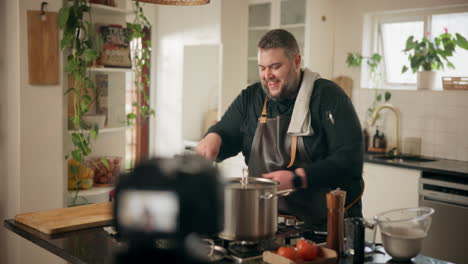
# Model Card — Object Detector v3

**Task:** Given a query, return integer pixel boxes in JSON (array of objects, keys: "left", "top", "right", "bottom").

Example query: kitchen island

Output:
[{"left": 4, "top": 219, "right": 452, "bottom": 264}]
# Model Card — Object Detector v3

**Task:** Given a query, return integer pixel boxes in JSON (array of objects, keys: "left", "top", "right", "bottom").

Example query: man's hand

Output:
[
  {"left": 195, "top": 133, "right": 222, "bottom": 161},
  {"left": 262, "top": 168, "right": 307, "bottom": 191}
]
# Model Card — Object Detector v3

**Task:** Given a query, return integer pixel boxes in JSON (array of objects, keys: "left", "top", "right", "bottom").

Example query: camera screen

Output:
[{"left": 118, "top": 190, "right": 179, "bottom": 233}]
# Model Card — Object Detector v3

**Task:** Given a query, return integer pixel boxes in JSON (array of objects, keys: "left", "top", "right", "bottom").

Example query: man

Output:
[{"left": 196, "top": 29, "right": 363, "bottom": 230}]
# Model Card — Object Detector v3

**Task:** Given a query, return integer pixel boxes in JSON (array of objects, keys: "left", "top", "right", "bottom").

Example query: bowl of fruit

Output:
[
  {"left": 67, "top": 158, "right": 94, "bottom": 190},
  {"left": 90, "top": 156, "right": 122, "bottom": 187}
]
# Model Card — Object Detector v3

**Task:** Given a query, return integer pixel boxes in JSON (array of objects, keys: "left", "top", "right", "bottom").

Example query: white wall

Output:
[
  {"left": 153, "top": 0, "right": 231, "bottom": 157},
  {"left": 0, "top": 1, "right": 21, "bottom": 263},
  {"left": 333, "top": 0, "right": 468, "bottom": 161},
  {"left": 0, "top": 0, "right": 67, "bottom": 263}
]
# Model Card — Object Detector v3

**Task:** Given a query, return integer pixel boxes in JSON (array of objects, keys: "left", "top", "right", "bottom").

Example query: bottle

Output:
[
  {"left": 373, "top": 127, "right": 381, "bottom": 149},
  {"left": 380, "top": 133, "right": 387, "bottom": 150},
  {"left": 363, "top": 128, "right": 370, "bottom": 153}
]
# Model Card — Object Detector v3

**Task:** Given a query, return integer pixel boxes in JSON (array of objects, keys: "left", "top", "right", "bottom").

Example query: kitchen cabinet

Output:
[
  {"left": 362, "top": 162, "right": 421, "bottom": 242},
  {"left": 64, "top": 1, "right": 134, "bottom": 206},
  {"left": 247, "top": 0, "right": 307, "bottom": 84}
]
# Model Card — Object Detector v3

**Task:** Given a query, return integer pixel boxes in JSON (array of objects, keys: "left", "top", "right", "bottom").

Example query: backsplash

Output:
[{"left": 353, "top": 89, "right": 468, "bottom": 162}]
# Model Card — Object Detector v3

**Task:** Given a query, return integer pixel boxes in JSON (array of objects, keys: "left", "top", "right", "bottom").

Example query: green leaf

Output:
[
  {"left": 82, "top": 49, "right": 98, "bottom": 62},
  {"left": 60, "top": 32, "right": 74, "bottom": 49},
  {"left": 447, "top": 61, "right": 455, "bottom": 69},
  {"left": 384, "top": 91, "right": 391, "bottom": 102},
  {"left": 404, "top": 36, "right": 415, "bottom": 51},
  {"left": 57, "top": 7, "right": 70, "bottom": 29},
  {"left": 71, "top": 150, "right": 83, "bottom": 163},
  {"left": 127, "top": 113, "right": 137, "bottom": 120},
  {"left": 455, "top": 33, "right": 468, "bottom": 50},
  {"left": 376, "top": 94, "right": 382, "bottom": 102},
  {"left": 100, "top": 158, "right": 110, "bottom": 169},
  {"left": 70, "top": 164, "right": 79, "bottom": 176},
  {"left": 72, "top": 133, "right": 81, "bottom": 146},
  {"left": 401, "top": 65, "right": 408, "bottom": 73},
  {"left": 345, "top": 52, "right": 362, "bottom": 68}
]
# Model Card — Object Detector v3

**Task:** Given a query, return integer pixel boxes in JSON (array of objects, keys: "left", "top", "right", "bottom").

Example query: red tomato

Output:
[
  {"left": 296, "top": 239, "right": 319, "bottom": 261},
  {"left": 277, "top": 246, "right": 298, "bottom": 261}
]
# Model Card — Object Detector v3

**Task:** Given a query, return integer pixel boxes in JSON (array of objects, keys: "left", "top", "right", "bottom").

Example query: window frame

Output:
[{"left": 363, "top": 4, "right": 468, "bottom": 90}]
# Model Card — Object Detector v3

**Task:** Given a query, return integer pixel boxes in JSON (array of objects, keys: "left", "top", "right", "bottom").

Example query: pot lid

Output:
[{"left": 225, "top": 177, "right": 278, "bottom": 190}]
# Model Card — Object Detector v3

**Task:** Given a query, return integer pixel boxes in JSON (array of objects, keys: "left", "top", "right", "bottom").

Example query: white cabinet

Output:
[
  {"left": 362, "top": 162, "right": 421, "bottom": 242},
  {"left": 247, "top": 0, "right": 307, "bottom": 84}
]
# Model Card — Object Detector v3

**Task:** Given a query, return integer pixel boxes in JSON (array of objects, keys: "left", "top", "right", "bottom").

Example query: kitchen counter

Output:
[
  {"left": 365, "top": 153, "right": 468, "bottom": 179},
  {"left": 4, "top": 219, "right": 453, "bottom": 264}
]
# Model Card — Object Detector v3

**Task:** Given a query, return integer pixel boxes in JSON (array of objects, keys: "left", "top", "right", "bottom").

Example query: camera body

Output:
[{"left": 113, "top": 155, "right": 223, "bottom": 263}]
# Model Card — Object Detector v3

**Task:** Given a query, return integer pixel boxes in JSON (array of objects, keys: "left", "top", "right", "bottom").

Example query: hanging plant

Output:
[
  {"left": 58, "top": 0, "right": 99, "bottom": 205},
  {"left": 346, "top": 52, "right": 391, "bottom": 121},
  {"left": 126, "top": 1, "right": 155, "bottom": 125}
]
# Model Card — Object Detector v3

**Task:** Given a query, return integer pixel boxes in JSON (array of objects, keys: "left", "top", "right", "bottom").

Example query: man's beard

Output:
[{"left": 262, "top": 70, "right": 300, "bottom": 102}]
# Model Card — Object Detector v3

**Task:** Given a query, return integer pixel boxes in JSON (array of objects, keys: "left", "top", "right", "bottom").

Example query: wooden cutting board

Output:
[
  {"left": 15, "top": 202, "right": 113, "bottom": 234},
  {"left": 27, "top": 10, "right": 59, "bottom": 85}
]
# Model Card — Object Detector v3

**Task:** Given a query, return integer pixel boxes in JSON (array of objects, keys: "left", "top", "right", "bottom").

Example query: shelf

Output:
[
  {"left": 68, "top": 186, "right": 114, "bottom": 197},
  {"left": 67, "top": 186, "right": 113, "bottom": 206},
  {"left": 68, "top": 126, "right": 129, "bottom": 134},
  {"left": 90, "top": 67, "right": 133, "bottom": 73},
  {"left": 89, "top": 3, "right": 132, "bottom": 15}
]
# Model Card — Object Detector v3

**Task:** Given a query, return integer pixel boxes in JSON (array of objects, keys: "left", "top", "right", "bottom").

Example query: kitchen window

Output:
[{"left": 366, "top": 5, "right": 468, "bottom": 90}]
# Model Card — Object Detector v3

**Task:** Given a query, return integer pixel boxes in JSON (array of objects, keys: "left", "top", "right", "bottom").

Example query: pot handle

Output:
[
  {"left": 260, "top": 189, "right": 294, "bottom": 199},
  {"left": 260, "top": 192, "right": 274, "bottom": 199},
  {"left": 275, "top": 189, "right": 293, "bottom": 197}
]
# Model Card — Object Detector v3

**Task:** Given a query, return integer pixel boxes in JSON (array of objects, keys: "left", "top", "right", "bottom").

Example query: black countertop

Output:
[
  {"left": 4, "top": 219, "right": 452, "bottom": 264},
  {"left": 365, "top": 153, "right": 468, "bottom": 179}
]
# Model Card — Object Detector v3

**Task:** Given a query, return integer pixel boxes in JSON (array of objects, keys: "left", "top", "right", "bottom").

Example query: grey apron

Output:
[{"left": 248, "top": 98, "right": 331, "bottom": 230}]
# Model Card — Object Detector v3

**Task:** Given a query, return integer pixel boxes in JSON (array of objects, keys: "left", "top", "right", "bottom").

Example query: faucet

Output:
[{"left": 370, "top": 103, "right": 400, "bottom": 156}]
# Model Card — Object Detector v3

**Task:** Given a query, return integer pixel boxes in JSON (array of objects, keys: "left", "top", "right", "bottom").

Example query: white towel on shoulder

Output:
[{"left": 287, "top": 68, "right": 321, "bottom": 136}]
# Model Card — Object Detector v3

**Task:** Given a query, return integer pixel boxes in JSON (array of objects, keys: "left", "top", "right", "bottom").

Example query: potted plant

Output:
[{"left": 401, "top": 29, "right": 468, "bottom": 90}]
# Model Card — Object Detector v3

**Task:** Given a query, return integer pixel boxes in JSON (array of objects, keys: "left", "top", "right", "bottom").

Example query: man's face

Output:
[{"left": 258, "top": 48, "right": 301, "bottom": 101}]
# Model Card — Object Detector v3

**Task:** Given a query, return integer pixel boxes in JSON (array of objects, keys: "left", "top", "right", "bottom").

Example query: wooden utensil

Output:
[
  {"left": 15, "top": 202, "right": 113, "bottom": 234},
  {"left": 27, "top": 10, "right": 59, "bottom": 85},
  {"left": 326, "top": 189, "right": 346, "bottom": 255}
]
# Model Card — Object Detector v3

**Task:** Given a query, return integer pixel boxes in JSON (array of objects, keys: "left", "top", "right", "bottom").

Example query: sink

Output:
[{"left": 374, "top": 154, "right": 436, "bottom": 163}]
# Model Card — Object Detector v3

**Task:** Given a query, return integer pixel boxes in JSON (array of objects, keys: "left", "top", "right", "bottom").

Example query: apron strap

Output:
[
  {"left": 259, "top": 97, "right": 268, "bottom": 123},
  {"left": 345, "top": 180, "right": 365, "bottom": 211},
  {"left": 286, "top": 136, "right": 297, "bottom": 168}
]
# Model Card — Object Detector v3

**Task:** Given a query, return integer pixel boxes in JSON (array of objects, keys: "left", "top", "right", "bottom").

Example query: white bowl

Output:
[{"left": 82, "top": 115, "right": 106, "bottom": 129}]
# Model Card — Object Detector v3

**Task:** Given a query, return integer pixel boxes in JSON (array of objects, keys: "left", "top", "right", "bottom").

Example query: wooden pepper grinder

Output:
[{"left": 326, "top": 188, "right": 346, "bottom": 255}]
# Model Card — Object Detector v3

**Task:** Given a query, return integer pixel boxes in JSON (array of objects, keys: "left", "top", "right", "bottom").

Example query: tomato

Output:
[
  {"left": 296, "top": 239, "right": 319, "bottom": 261},
  {"left": 277, "top": 246, "right": 298, "bottom": 261}
]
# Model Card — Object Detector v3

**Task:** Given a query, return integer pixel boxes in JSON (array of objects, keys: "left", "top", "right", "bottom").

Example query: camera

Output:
[{"left": 113, "top": 155, "right": 223, "bottom": 263}]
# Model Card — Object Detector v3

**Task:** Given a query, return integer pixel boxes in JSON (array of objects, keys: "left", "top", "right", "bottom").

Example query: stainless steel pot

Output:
[{"left": 219, "top": 177, "right": 292, "bottom": 241}]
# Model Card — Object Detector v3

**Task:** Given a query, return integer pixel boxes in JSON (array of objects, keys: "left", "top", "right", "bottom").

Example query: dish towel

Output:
[{"left": 287, "top": 68, "right": 321, "bottom": 136}]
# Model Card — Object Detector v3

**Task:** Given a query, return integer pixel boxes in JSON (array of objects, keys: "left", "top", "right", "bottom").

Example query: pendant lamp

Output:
[{"left": 132, "top": 0, "right": 210, "bottom": 5}]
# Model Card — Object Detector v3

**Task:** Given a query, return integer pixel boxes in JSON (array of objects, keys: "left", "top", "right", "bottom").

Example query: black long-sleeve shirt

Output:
[{"left": 208, "top": 78, "right": 363, "bottom": 190}]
